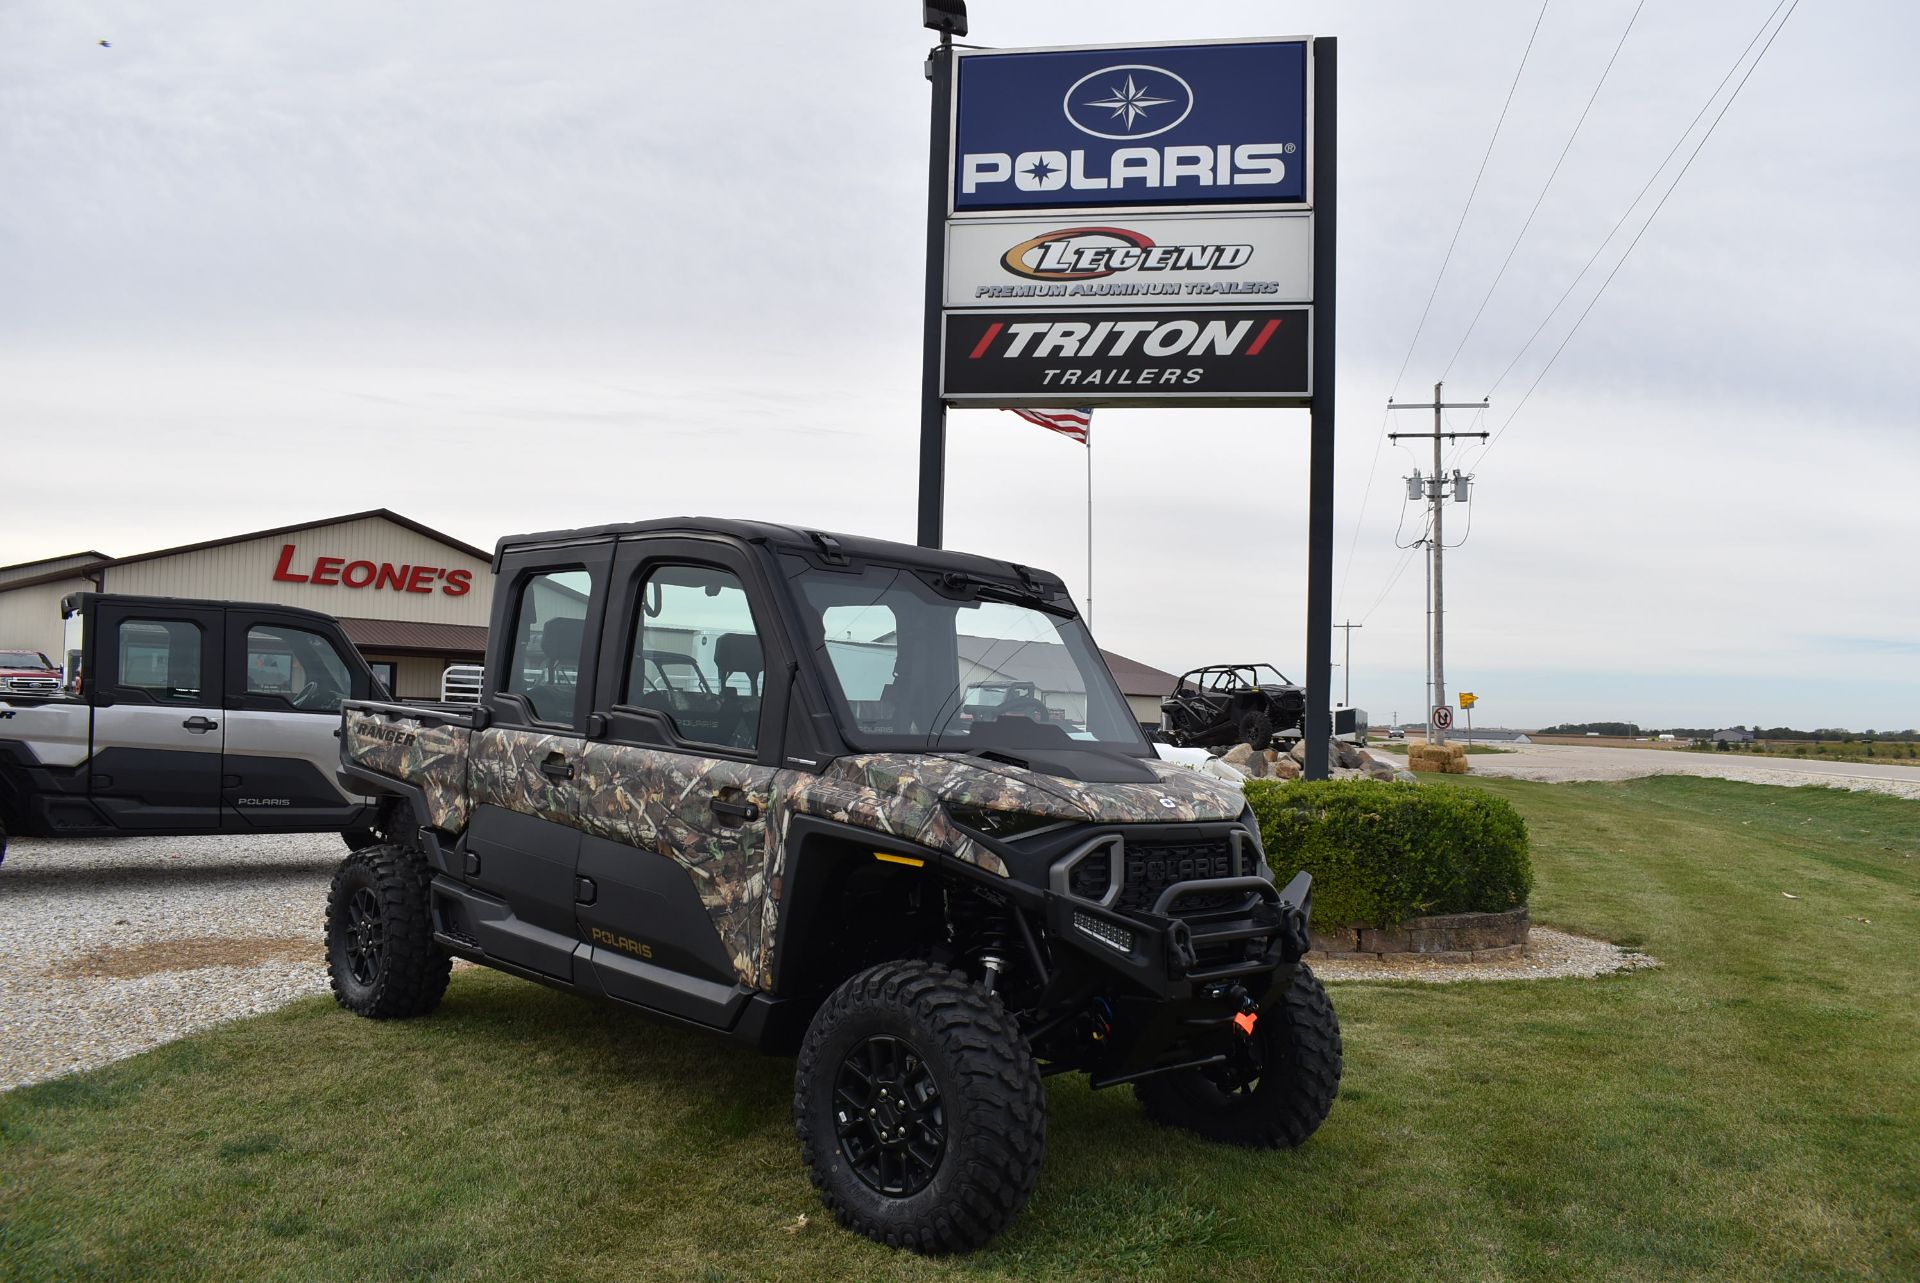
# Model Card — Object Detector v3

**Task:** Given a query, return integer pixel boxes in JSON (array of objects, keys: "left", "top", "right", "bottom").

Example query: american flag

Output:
[{"left": 1005, "top": 406, "right": 1092, "bottom": 444}]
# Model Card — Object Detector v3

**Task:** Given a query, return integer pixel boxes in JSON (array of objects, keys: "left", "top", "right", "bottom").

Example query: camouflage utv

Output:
[{"left": 327, "top": 518, "right": 1340, "bottom": 1254}]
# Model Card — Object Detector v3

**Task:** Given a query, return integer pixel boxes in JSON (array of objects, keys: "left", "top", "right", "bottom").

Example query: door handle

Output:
[
  {"left": 182, "top": 716, "right": 219, "bottom": 733},
  {"left": 710, "top": 796, "right": 760, "bottom": 823},
  {"left": 539, "top": 754, "right": 574, "bottom": 781}
]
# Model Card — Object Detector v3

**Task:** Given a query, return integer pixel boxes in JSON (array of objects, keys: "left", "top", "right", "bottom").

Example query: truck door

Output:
[
  {"left": 462, "top": 549, "right": 610, "bottom": 981},
  {"left": 88, "top": 602, "right": 226, "bottom": 831},
  {"left": 576, "top": 541, "right": 787, "bottom": 1020},
  {"left": 221, "top": 613, "right": 372, "bottom": 831}
]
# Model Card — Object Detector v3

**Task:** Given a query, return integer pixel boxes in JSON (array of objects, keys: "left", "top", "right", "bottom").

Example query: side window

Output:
[
  {"left": 245, "top": 625, "right": 353, "bottom": 712},
  {"left": 821, "top": 603, "right": 898, "bottom": 734},
  {"left": 506, "top": 568, "right": 593, "bottom": 724},
  {"left": 624, "top": 565, "right": 763, "bottom": 752},
  {"left": 117, "top": 619, "right": 203, "bottom": 703}
]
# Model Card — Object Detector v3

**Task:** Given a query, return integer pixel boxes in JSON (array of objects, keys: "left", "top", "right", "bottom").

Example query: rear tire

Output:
[
  {"left": 325, "top": 844, "right": 449, "bottom": 1019},
  {"left": 1134, "top": 965, "right": 1341, "bottom": 1148},
  {"left": 793, "top": 961, "right": 1045, "bottom": 1254}
]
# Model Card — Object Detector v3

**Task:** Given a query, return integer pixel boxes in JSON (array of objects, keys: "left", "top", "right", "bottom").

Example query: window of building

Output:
[
  {"left": 116, "top": 619, "right": 203, "bottom": 703},
  {"left": 506, "top": 568, "right": 593, "bottom": 724},
  {"left": 624, "top": 565, "right": 762, "bottom": 751},
  {"left": 245, "top": 625, "right": 353, "bottom": 712}
]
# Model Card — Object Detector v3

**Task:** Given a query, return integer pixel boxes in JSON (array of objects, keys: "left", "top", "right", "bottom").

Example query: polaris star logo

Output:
[
  {"left": 1158, "top": 796, "right": 1179, "bottom": 810},
  {"left": 1001, "top": 226, "right": 1254, "bottom": 282},
  {"left": 1064, "top": 66, "right": 1193, "bottom": 140}
]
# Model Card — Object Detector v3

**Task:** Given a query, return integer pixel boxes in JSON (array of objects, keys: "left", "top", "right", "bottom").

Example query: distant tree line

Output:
[
  {"left": 1542, "top": 723, "right": 1920, "bottom": 742},
  {"left": 1539, "top": 722, "right": 1642, "bottom": 737}
]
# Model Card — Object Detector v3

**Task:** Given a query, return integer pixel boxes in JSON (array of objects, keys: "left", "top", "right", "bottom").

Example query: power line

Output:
[
  {"left": 1385, "top": 0, "right": 1552, "bottom": 400},
  {"left": 1481, "top": 0, "right": 1803, "bottom": 459},
  {"left": 1481, "top": 0, "right": 1795, "bottom": 401},
  {"left": 1358, "top": 535, "right": 1426, "bottom": 625},
  {"left": 1333, "top": 403, "right": 1393, "bottom": 617},
  {"left": 1439, "top": 0, "right": 1647, "bottom": 384}
]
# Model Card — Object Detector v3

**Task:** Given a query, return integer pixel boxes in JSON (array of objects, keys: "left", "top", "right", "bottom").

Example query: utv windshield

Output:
[{"left": 792, "top": 561, "right": 1148, "bottom": 754}]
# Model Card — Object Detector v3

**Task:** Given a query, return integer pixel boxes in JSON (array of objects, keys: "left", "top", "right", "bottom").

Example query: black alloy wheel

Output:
[
  {"left": 341, "top": 886, "right": 386, "bottom": 987},
  {"left": 833, "top": 1034, "right": 947, "bottom": 1197},
  {"left": 325, "top": 844, "right": 451, "bottom": 1019},
  {"left": 794, "top": 960, "right": 1045, "bottom": 1254}
]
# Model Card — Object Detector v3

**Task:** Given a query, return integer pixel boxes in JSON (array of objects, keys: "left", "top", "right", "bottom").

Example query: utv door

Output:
[
  {"left": 461, "top": 548, "right": 611, "bottom": 981},
  {"left": 87, "top": 602, "right": 226, "bottom": 831},
  {"left": 221, "top": 613, "right": 373, "bottom": 831},
  {"left": 576, "top": 539, "right": 787, "bottom": 1022}
]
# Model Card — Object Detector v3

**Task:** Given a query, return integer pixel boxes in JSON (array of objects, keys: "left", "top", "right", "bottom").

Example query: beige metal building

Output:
[{"left": 0, "top": 510, "right": 492, "bottom": 699}]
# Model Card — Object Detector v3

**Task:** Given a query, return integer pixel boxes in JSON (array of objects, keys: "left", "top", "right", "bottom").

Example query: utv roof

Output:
[
  {"left": 495, "top": 517, "right": 1071, "bottom": 591},
  {"left": 59, "top": 591, "right": 349, "bottom": 628}
]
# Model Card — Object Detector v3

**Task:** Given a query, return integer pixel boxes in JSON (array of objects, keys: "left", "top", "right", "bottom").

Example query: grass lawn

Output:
[{"left": 4, "top": 777, "right": 1917, "bottom": 1282}]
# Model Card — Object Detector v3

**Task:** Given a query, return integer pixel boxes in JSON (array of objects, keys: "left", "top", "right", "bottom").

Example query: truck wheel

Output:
[
  {"left": 793, "top": 960, "right": 1045, "bottom": 1254},
  {"left": 325, "top": 844, "right": 450, "bottom": 1019},
  {"left": 1134, "top": 965, "right": 1341, "bottom": 1148},
  {"left": 1239, "top": 709, "right": 1275, "bottom": 752}
]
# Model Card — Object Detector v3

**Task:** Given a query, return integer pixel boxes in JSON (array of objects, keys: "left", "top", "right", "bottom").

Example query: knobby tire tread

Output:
[
  {"left": 794, "top": 960, "right": 1045, "bottom": 1254},
  {"left": 326, "top": 843, "right": 450, "bottom": 1019}
]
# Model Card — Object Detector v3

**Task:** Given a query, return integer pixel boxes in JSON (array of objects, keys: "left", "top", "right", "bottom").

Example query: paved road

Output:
[{"left": 1467, "top": 742, "right": 1920, "bottom": 800}]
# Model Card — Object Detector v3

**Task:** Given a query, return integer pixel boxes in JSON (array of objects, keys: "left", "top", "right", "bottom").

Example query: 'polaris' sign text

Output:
[
  {"left": 942, "top": 307, "right": 1311, "bottom": 407},
  {"left": 952, "top": 40, "right": 1309, "bottom": 213}
]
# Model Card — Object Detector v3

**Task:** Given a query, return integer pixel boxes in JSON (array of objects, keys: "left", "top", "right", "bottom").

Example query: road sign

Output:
[
  {"left": 1459, "top": 692, "right": 1477, "bottom": 709},
  {"left": 1432, "top": 705, "right": 1454, "bottom": 730}
]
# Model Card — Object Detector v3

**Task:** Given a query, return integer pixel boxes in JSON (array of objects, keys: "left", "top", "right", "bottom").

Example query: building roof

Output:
[
  {"left": 0, "top": 549, "right": 110, "bottom": 579},
  {"left": 1101, "top": 649, "right": 1179, "bottom": 698},
  {"left": 336, "top": 617, "right": 489, "bottom": 658},
  {"left": 0, "top": 509, "right": 490, "bottom": 594}
]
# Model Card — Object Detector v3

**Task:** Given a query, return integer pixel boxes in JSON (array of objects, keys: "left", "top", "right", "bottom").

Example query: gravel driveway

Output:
[
  {"left": 0, "top": 832, "right": 340, "bottom": 1091},
  {"left": 1468, "top": 742, "right": 1920, "bottom": 800}
]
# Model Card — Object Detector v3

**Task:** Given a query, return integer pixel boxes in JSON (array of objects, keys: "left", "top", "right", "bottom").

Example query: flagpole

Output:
[{"left": 1085, "top": 434, "right": 1094, "bottom": 631}]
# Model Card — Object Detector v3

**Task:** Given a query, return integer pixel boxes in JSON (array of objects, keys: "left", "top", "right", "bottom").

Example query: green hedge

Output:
[{"left": 1244, "top": 778, "right": 1532, "bottom": 928}]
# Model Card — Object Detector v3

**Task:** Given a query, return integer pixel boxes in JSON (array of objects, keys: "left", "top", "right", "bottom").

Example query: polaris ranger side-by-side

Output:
[
  {"left": 328, "top": 518, "right": 1340, "bottom": 1253},
  {"left": 0, "top": 593, "right": 391, "bottom": 864}
]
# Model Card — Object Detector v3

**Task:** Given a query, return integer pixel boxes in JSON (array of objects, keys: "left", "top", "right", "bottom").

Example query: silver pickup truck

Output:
[{"left": 0, "top": 592, "right": 390, "bottom": 864}]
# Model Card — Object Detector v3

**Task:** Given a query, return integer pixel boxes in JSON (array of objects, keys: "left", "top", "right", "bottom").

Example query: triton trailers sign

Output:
[{"left": 938, "top": 38, "right": 1318, "bottom": 409}]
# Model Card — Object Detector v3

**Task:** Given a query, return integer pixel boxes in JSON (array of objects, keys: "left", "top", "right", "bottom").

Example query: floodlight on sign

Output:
[{"left": 923, "top": 0, "right": 966, "bottom": 37}]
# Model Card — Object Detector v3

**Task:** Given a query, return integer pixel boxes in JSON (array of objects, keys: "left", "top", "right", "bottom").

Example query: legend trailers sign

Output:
[{"left": 942, "top": 307, "right": 1310, "bottom": 408}]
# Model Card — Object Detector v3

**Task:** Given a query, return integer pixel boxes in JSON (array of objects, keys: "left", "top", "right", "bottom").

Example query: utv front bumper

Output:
[{"left": 1043, "top": 868, "right": 1313, "bottom": 1002}]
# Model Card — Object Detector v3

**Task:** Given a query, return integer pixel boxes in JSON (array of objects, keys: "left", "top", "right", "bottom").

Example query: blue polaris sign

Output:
[{"left": 953, "top": 40, "right": 1308, "bottom": 213}]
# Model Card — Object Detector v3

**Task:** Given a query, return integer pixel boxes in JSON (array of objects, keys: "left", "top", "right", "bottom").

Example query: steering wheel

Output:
[{"left": 293, "top": 680, "right": 321, "bottom": 708}]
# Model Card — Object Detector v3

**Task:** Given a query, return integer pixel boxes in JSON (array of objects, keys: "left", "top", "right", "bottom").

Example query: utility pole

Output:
[
  {"left": 1333, "top": 620, "right": 1362, "bottom": 707},
  {"left": 1389, "top": 383, "right": 1488, "bottom": 746}
]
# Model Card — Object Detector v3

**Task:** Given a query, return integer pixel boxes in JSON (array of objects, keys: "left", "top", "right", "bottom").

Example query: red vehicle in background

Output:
[{"left": 0, "top": 649, "right": 61, "bottom": 700}]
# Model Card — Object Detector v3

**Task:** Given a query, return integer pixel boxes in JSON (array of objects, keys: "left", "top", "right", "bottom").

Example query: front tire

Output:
[
  {"left": 794, "top": 961, "right": 1045, "bottom": 1254},
  {"left": 1134, "top": 965, "right": 1341, "bottom": 1148},
  {"left": 325, "top": 844, "right": 450, "bottom": 1019}
]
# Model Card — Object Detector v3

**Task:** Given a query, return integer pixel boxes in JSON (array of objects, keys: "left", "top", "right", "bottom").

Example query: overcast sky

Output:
[{"left": 3, "top": 0, "right": 1915, "bottom": 730}]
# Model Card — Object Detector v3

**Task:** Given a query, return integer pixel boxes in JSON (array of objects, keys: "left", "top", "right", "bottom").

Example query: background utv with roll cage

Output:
[
  {"left": 1159, "top": 663, "right": 1309, "bottom": 752},
  {"left": 326, "top": 518, "right": 1340, "bottom": 1254}
]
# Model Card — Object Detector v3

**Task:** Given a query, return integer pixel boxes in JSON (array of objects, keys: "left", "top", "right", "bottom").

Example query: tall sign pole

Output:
[
  {"left": 1303, "top": 37, "right": 1337, "bottom": 780},
  {"left": 917, "top": 33, "right": 956, "bottom": 548}
]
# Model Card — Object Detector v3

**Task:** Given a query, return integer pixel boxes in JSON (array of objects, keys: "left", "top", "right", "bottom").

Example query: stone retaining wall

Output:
[{"left": 1310, "top": 906, "right": 1529, "bottom": 963}]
